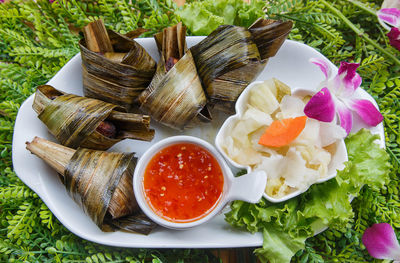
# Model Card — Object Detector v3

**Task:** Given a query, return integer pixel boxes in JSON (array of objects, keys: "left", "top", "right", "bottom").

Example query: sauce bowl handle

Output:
[{"left": 227, "top": 170, "right": 267, "bottom": 203}]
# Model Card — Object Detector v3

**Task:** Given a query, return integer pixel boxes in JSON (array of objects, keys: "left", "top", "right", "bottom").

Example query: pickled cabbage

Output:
[{"left": 221, "top": 79, "right": 346, "bottom": 198}]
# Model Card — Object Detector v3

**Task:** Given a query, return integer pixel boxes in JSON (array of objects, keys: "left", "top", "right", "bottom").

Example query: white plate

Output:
[{"left": 12, "top": 38, "right": 385, "bottom": 248}]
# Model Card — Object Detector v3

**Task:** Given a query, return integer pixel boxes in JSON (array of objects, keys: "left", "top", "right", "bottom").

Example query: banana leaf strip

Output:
[
  {"left": 249, "top": 19, "right": 293, "bottom": 60},
  {"left": 139, "top": 23, "right": 209, "bottom": 130},
  {"left": 105, "top": 213, "right": 157, "bottom": 235},
  {"left": 35, "top": 85, "right": 154, "bottom": 150},
  {"left": 79, "top": 23, "right": 156, "bottom": 112}
]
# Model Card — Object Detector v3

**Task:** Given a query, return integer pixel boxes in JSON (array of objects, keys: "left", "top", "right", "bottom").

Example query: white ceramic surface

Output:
[
  {"left": 12, "top": 38, "right": 385, "bottom": 248},
  {"left": 133, "top": 136, "right": 266, "bottom": 229},
  {"left": 215, "top": 83, "right": 349, "bottom": 202}
]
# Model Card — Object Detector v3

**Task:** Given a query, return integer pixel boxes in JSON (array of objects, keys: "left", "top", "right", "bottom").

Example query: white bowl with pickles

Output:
[{"left": 215, "top": 79, "right": 348, "bottom": 202}]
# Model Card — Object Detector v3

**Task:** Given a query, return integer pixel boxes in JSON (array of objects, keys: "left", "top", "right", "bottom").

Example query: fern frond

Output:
[
  {"left": 0, "top": 185, "right": 34, "bottom": 200},
  {"left": 0, "top": 28, "right": 36, "bottom": 48},
  {"left": 266, "top": 0, "right": 304, "bottom": 15},
  {"left": 0, "top": 4, "right": 21, "bottom": 20},
  {"left": 10, "top": 46, "right": 77, "bottom": 59},
  {"left": 115, "top": 0, "right": 139, "bottom": 33},
  {"left": 304, "top": 12, "right": 342, "bottom": 25},
  {"left": 357, "top": 55, "right": 389, "bottom": 79},
  {"left": 313, "top": 23, "right": 345, "bottom": 46},
  {"left": 6, "top": 201, "right": 40, "bottom": 245}
]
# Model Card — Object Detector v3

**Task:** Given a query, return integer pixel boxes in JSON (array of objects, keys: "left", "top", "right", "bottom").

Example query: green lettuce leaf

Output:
[
  {"left": 255, "top": 224, "right": 307, "bottom": 263},
  {"left": 300, "top": 164, "right": 354, "bottom": 230},
  {"left": 176, "top": 0, "right": 265, "bottom": 35},
  {"left": 225, "top": 129, "right": 390, "bottom": 263},
  {"left": 344, "top": 129, "right": 390, "bottom": 191}
]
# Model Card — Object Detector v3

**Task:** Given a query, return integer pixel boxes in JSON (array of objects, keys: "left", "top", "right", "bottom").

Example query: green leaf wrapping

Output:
[
  {"left": 38, "top": 93, "right": 118, "bottom": 150},
  {"left": 248, "top": 19, "right": 293, "bottom": 60},
  {"left": 139, "top": 24, "right": 207, "bottom": 130},
  {"left": 80, "top": 29, "right": 156, "bottom": 112},
  {"left": 190, "top": 25, "right": 266, "bottom": 111},
  {"left": 139, "top": 50, "right": 207, "bottom": 130},
  {"left": 64, "top": 148, "right": 135, "bottom": 230},
  {"left": 190, "top": 20, "right": 291, "bottom": 112}
]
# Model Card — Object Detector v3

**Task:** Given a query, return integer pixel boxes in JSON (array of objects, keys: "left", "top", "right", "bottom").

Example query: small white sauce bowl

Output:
[
  {"left": 133, "top": 135, "right": 267, "bottom": 229},
  {"left": 215, "top": 81, "right": 348, "bottom": 203}
]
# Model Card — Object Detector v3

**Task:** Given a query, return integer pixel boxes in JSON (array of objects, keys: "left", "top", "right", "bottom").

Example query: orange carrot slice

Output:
[{"left": 258, "top": 116, "right": 307, "bottom": 147}]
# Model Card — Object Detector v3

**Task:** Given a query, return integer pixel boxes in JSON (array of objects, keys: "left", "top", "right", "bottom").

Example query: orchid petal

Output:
[
  {"left": 349, "top": 99, "right": 384, "bottom": 127},
  {"left": 377, "top": 8, "right": 400, "bottom": 27},
  {"left": 336, "top": 100, "right": 353, "bottom": 134},
  {"left": 309, "top": 58, "right": 331, "bottom": 79},
  {"left": 388, "top": 27, "right": 400, "bottom": 51},
  {"left": 333, "top": 62, "right": 362, "bottom": 97},
  {"left": 362, "top": 223, "right": 400, "bottom": 260},
  {"left": 304, "top": 87, "right": 335, "bottom": 122}
]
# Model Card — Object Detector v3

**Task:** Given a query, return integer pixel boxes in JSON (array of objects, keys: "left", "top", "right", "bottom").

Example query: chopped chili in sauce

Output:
[{"left": 143, "top": 143, "right": 224, "bottom": 222}]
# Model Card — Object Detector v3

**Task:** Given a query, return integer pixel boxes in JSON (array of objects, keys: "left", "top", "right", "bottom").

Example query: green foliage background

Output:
[{"left": 0, "top": 0, "right": 399, "bottom": 262}]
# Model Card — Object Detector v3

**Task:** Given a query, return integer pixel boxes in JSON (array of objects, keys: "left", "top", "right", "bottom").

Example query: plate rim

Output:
[{"left": 12, "top": 38, "right": 385, "bottom": 248}]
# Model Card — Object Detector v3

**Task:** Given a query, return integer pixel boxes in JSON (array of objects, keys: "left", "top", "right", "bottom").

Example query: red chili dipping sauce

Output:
[{"left": 143, "top": 143, "right": 224, "bottom": 222}]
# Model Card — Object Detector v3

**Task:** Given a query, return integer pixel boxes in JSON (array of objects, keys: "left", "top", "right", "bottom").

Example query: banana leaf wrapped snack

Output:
[
  {"left": 33, "top": 85, "right": 154, "bottom": 150},
  {"left": 26, "top": 137, "right": 156, "bottom": 234},
  {"left": 190, "top": 19, "right": 293, "bottom": 112},
  {"left": 79, "top": 19, "right": 156, "bottom": 111},
  {"left": 138, "top": 23, "right": 210, "bottom": 130}
]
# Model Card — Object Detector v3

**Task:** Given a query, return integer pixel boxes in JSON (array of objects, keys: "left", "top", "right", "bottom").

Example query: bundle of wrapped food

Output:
[
  {"left": 79, "top": 19, "right": 156, "bottom": 112},
  {"left": 32, "top": 85, "right": 154, "bottom": 150},
  {"left": 139, "top": 19, "right": 292, "bottom": 129},
  {"left": 138, "top": 23, "right": 211, "bottom": 130},
  {"left": 191, "top": 18, "right": 293, "bottom": 113},
  {"left": 26, "top": 137, "right": 156, "bottom": 234}
]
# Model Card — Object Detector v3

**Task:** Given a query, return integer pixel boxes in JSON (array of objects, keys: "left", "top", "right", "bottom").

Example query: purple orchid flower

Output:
[
  {"left": 388, "top": 27, "right": 400, "bottom": 51},
  {"left": 304, "top": 58, "right": 383, "bottom": 135},
  {"left": 377, "top": 8, "right": 400, "bottom": 28},
  {"left": 377, "top": 8, "right": 400, "bottom": 50},
  {"left": 362, "top": 223, "right": 400, "bottom": 262}
]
